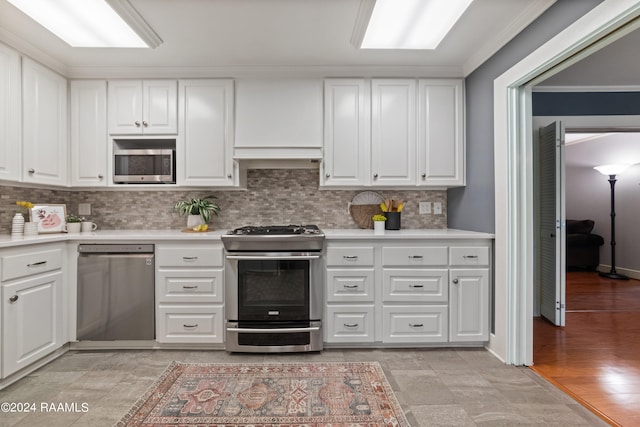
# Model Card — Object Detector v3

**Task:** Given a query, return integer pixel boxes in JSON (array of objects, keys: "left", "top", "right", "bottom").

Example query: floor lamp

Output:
[{"left": 594, "top": 164, "right": 630, "bottom": 280}]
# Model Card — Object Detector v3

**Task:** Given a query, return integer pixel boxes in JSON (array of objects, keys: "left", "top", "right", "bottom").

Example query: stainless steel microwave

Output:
[{"left": 113, "top": 149, "right": 175, "bottom": 184}]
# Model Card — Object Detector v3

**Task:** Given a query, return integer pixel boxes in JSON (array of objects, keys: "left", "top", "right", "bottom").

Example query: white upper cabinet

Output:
[
  {"left": 371, "top": 79, "right": 417, "bottom": 186},
  {"left": 108, "top": 80, "right": 177, "bottom": 134},
  {"left": 322, "top": 79, "right": 370, "bottom": 186},
  {"left": 22, "top": 58, "right": 68, "bottom": 186},
  {"left": 0, "top": 43, "right": 21, "bottom": 182},
  {"left": 177, "top": 79, "right": 236, "bottom": 186},
  {"left": 234, "top": 79, "right": 323, "bottom": 159},
  {"left": 418, "top": 79, "right": 465, "bottom": 187},
  {"left": 70, "top": 80, "right": 107, "bottom": 187}
]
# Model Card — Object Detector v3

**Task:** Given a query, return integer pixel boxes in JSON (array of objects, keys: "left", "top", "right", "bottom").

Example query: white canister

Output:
[
  {"left": 11, "top": 213, "right": 25, "bottom": 237},
  {"left": 23, "top": 222, "right": 38, "bottom": 236},
  {"left": 373, "top": 221, "right": 385, "bottom": 235},
  {"left": 64, "top": 222, "right": 82, "bottom": 234}
]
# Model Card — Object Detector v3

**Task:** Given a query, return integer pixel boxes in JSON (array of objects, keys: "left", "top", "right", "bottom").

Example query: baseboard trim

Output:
[{"left": 597, "top": 264, "right": 640, "bottom": 280}]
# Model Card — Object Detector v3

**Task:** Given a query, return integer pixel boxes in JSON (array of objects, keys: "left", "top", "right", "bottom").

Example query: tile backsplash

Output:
[{"left": 1, "top": 169, "right": 446, "bottom": 233}]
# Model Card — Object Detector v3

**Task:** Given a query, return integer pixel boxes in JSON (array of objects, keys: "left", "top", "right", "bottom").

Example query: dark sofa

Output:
[{"left": 566, "top": 219, "right": 605, "bottom": 271}]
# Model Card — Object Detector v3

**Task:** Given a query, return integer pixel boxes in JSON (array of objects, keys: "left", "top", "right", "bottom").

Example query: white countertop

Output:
[{"left": 0, "top": 228, "right": 494, "bottom": 249}]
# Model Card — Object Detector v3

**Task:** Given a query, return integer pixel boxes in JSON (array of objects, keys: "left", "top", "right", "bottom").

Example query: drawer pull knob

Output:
[
  {"left": 182, "top": 285, "right": 198, "bottom": 289},
  {"left": 453, "top": 278, "right": 459, "bottom": 284},
  {"left": 344, "top": 323, "right": 359, "bottom": 328},
  {"left": 134, "top": 121, "right": 141, "bottom": 127},
  {"left": 142, "top": 121, "right": 148, "bottom": 127},
  {"left": 343, "top": 284, "right": 359, "bottom": 289},
  {"left": 410, "top": 284, "right": 424, "bottom": 288},
  {"left": 182, "top": 256, "right": 198, "bottom": 261},
  {"left": 9, "top": 295, "right": 18, "bottom": 303},
  {"left": 409, "top": 323, "right": 424, "bottom": 328},
  {"left": 28, "top": 168, "right": 35, "bottom": 174},
  {"left": 183, "top": 324, "right": 198, "bottom": 328},
  {"left": 27, "top": 261, "right": 47, "bottom": 268},
  {"left": 409, "top": 255, "right": 423, "bottom": 259},
  {"left": 463, "top": 255, "right": 478, "bottom": 259},
  {"left": 343, "top": 255, "right": 358, "bottom": 260}
]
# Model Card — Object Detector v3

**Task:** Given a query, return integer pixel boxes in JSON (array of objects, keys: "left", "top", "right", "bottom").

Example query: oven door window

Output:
[{"left": 238, "top": 259, "right": 309, "bottom": 321}]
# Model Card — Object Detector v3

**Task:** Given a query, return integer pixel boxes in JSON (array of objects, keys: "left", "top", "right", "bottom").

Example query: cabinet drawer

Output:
[
  {"left": 326, "top": 269, "right": 374, "bottom": 302},
  {"left": 157, "top": 246, "right": 223, "bottom": 268},
  {"left": 1, "top": 248, "right": 63, "bottom": 281},
  {"left": 449, "top": 246, "right": 490, "bottom": 266},
  {"left": 325, "top": 305, "right": 375, "bottom": 343},
  {"left": 326, "top": 246, "right": 374, "bottom": 267},
  {"left": 382, "top": 246, "right": 447, "bottom": 266},
  {"left": 383, "top": 269, "right": 448, "bottom": 303},
  {"left": 156, "top": 270, "right": 223, "bottom": 303},
  {"left": 382, "top": 305, "right": 448, "bottom": 343},
  {"left": 156, "top": 305, "right": 224, "bottom": 343}
]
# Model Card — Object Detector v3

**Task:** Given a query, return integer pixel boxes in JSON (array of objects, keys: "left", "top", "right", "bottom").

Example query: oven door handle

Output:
[
  {"left": 227, "top": 326, "right": 321, "bottom": 333},
  {"left": 225, "top": 255, "right": 321, "bottom": 260}
]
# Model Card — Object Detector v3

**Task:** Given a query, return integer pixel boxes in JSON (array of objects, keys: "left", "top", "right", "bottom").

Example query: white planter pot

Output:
[
  {"left": 374, "top": 221, "right": 385, "bottom": 235},
  {"left": 187, "top": 215, "right": 204, "bottom": 228}
]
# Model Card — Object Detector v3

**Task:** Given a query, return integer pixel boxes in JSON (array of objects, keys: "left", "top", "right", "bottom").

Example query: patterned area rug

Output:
[{"left": 117, "top": 361, "right": 409, "bottom": 426}]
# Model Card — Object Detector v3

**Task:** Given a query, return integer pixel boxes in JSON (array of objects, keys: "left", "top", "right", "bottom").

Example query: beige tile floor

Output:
[{"left": 0, "top": 348, "right": 607, "bottom": 426}]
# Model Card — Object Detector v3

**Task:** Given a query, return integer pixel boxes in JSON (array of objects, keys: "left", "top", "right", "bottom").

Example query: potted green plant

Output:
[
  {"left": 174, "top": 195, "right": 221, "bottom": 228},
  {"left": 372, "top": 214, "right": 386, "bottom": 235},
  {"left": 65, "top": 213, "right": 84, "bottom": 234}
]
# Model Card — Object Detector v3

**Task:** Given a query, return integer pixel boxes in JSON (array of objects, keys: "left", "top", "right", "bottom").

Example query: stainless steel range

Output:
[{"left": 221, "top": 225, "right": 324, "bottom": 353}]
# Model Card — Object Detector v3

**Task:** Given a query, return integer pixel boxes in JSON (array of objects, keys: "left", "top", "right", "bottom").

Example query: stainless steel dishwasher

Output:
[{"left": 77, "top": 244, "right": 155, "bottom": 341}]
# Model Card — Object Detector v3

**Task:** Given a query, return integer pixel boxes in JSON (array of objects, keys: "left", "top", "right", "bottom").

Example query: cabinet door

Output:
[
  {"left": 418, "top": 79, "right": 465, "bottom": 187},
  {"left": 371, "top": 79, "right": 416, "bottom": 186},
  {"left": 0, "top": 43, "right": 21, "bottom": 182},
  {"left": 70, "top": 80, "right": 107, "bottom": 186},
  {"left": 143, "top": 80, "right": 177, "bottom": 134},
  {"left": 177, "top": 79, "right": 235, "bottom": 186},
  {"left": 2, "top": 271, "right": 63, "bottom": 377},
  {"left": 22, "top": 58, "right": 68, "bottom": 186},
  {"left": 449, "top": 268, "right": 489, "bottom": 342},
  {"left": 322, "top": 79, "right": 370, "bottom": 186},
  {"left": 108, "top": 80, "right": 143, "bottom": 134}
]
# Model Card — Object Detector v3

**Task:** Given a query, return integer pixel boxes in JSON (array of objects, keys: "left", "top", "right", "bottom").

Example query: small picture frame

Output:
[{"left": 29, "top": 204, "right": 67, "bottom": 234}]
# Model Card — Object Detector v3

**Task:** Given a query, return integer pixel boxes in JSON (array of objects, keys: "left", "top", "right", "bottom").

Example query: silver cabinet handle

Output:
[
  {"left": 9, "top": 295, "right": 18, "bottom": 303},
  {"left": 463, "top": 255, "right": 479, "bottom": 259},
  {"left": 421, "top": 173, "right": 426, "bottom": 178},
  {"left": 344, "top": 323, "right": 359, "bottom": 328},
  {"left": 98, "top": 173, "right": 104, "bottom": 179},
  {"left": 343, "top": 255, "right": 358, "bottom": 260},
  {"left": 134, "top": 121, "right": 141, "bottom": 127},
  {"left": 182, "top": 256, "right": 198, "bottom": 261},
  {"left": 373, "top": 173, "right": 378, "bottom": 179},
  {"left": 453, "top": 278, "right": 459, "bottom": 284},
  {"left": 326, "top": 173, "right": 331, "bottom": 178},
  {"left": 182, "top": 285, "right": 198, "bottom": 289},
  {"left": 142, "top": 121, "right": 148, "bottom": 127},
  {"left": 28, "top": 168, "right": 35, "bottom": 174},
  {"left": 27, "top": 261, "right": 47, "bottom": 268},
  {"left": 409, "top": 323, "right": 424, "bottom": 328},
  {"left": 227, "top": 174, "right": 232, "bottom": 179},
  {"left": 409, "top": 255, "right": 423, "bottom": 259},
  {"left": 183, "top": 324, "right": 198, "bottom": 328},
  {"left": 409, "top": 284, "right": 424, "bottom": 288},
  {"left": 343, "top": 284, "right": 359, "bottom": 289}
]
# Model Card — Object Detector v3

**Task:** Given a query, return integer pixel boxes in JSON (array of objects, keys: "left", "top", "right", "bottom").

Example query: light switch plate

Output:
[
  {"left": 419, "top": 202, "right": 431, "bottom": 214},
  {"left": 78, "top": 203, "right": 91, "bottom": 216},
  {"left": 434, "top": 202, "right": 442, "bottom": 215}
]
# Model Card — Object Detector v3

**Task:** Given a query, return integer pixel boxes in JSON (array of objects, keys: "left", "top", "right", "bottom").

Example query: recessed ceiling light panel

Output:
[
  {"left": 7, "top": 0, "right": 157, "bottom": 48},
  {"left": 357, "top": 0, "right": 474, "bottom": 50}
]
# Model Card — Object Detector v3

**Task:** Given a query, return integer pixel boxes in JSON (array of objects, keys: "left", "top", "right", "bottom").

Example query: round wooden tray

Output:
[{"left": 349, "top": 204, "right": 383, "bottom": 229}]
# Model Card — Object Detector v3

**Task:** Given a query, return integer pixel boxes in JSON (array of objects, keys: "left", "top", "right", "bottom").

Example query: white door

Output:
[
  {"left": 322, "top": 79, "right": 370, "bottom": 186},
  {"left": 70, "top": 80, "right": 108, "bottom": 186},
  {"left": 108, "top": 80, "right": 143, "bottom": 134},
  {"left": 0, "top": 43, "right": 21, "bottom": 182},
  {"left": 450, "top": 268, "right": 490, "bottom": 342},
  {"left": 143, "top": 80, "right": 177, "bottom": 134},
  {"left": 371, "top": 79, "right": 417, "bottom": 186},
  {"left": 537, "top": 121, "right": 566, "bottom": 326}
]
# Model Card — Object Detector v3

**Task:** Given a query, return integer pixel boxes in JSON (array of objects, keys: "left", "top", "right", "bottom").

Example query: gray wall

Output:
[{"left": 448, "top": 0, "right": 603, "bottom": 233}]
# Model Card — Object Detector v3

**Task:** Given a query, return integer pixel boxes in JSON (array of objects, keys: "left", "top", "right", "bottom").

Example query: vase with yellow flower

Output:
[{"left": 13, "top": 201, "right": 34, "bottom": 238}]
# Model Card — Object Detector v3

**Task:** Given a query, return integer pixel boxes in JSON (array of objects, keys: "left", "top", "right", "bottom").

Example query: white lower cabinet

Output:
[
  {"left": 155, "top": 244, "right": 224, "bottom": 344},
  {"left": 1, "top": 243, "right": 65, "bottom": 379},
  {"left": 325, "top": 239, "right": 491, "bottom": 347}
]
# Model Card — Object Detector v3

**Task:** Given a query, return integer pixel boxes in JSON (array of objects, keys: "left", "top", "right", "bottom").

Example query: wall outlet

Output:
[
  {"left": 433, "top": 202, "right": 442, "bottom": 215},
  {"left": 78, "top": 203, "right": 91, "bottom": 216},
  {"left": 419, "top": 202, "right": 431, "bottom": 214}
]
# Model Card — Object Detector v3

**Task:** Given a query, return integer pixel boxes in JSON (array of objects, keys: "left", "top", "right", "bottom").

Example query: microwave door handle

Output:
[{"left": 225, "top": 255, "right": 321, "bottom": 261}]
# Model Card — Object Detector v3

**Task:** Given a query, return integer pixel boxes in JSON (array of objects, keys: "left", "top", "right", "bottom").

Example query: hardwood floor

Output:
[{"left": 532, "top": 271, "right": 640, "bottom": 426}]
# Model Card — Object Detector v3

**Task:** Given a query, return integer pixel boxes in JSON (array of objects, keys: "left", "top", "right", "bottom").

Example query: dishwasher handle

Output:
[{"left": 78, "top": 244, "right": 154, "bottom": 254}]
